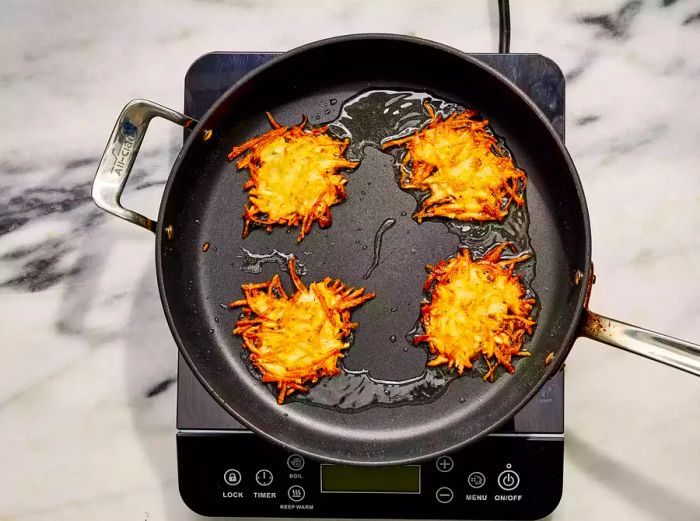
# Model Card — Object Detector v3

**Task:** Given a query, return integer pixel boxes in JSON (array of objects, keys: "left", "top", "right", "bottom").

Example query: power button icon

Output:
[{"left": 497, "top": 464, "right": 520, "bottom": 491}]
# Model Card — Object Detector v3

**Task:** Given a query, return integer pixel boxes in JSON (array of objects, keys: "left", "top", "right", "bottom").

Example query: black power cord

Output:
[{"left": 498, "top": 0, "right": 511, "bottom": 53}]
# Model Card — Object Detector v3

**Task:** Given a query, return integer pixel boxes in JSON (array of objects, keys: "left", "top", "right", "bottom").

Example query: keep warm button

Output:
[
  {"left": 288, "top": 485, "right": 305, "bottom": 502},
  {"left": 497, "top": 464, "right": 520, "bottom": 491}
]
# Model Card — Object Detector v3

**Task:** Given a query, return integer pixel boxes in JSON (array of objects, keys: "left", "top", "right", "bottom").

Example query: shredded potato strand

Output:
[
  {"left": 231, "top": 258, "right": 375, "bottom": 404},
  {"left": 416, "top": 243, "right": 535, "bottom": 381},
  {"left": 382, "top": 101, "right": 526, "bottom": 222},
  {"left": 228, "top": 113, "right": 358, "bottom": 241}
]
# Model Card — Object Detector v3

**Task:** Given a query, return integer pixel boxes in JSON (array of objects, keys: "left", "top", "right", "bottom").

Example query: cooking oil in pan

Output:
[
  {"left": 236, "top": 248, "right": 307, "bottom": 276},
  {"left": 362, "top": 218, "right": 396, "bottom": 280},
  {"left": 294, "top": 364, "right": 464, "bottom": 410},
  {"left": 329, "top": 89, "right": 461, "bottom": 162},
  {"left": 236, "top": 89, "right": 538, "bottom": 412}
]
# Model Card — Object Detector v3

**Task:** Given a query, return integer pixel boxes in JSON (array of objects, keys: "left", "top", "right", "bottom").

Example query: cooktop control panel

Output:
[{"left": 177, "top": 432, "right": 562, "bottom": 519}]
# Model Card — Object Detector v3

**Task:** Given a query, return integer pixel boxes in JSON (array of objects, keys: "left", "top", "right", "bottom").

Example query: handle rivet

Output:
[
  {"left": 573, "top": 269, "right": 583, "bottom": 285},
  {"left": 165, "top": 224, "right": 174, "bottom": 240},
  {"left": 203, "top": 129, "right": 213, "bottom": 142}
]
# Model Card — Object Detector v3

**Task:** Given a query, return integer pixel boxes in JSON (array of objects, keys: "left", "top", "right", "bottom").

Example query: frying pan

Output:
[{"left": 92, "top": 34, "right": 700, "bottom": 465}]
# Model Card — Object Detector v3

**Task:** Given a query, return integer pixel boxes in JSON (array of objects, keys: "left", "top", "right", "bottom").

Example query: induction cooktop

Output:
[{"left": 177, "top": 51, "right": 566, "bottom": 520}]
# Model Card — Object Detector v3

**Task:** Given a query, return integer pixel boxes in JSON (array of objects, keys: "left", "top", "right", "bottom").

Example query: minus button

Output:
[{"left": 436, "top": 487, "right": 454, "bottom": 504}]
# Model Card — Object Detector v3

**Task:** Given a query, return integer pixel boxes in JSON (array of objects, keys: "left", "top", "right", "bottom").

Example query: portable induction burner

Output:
[{"left": 177, "top": 52, "right": 566, "bottom": 520}]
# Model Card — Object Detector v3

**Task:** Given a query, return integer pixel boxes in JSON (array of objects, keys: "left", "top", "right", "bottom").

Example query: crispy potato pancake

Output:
[
  {"left": 229, "top": 258, "right": 375, "bottom": 404},
  {"left": 227, "top": 113, "right": 358, "bottom": 241},
  {"left": 382, "top": 101, "right": 526, "bottom": 223},
  {"left": 415, "top": 243, "right": 536, "bottom": 381}
]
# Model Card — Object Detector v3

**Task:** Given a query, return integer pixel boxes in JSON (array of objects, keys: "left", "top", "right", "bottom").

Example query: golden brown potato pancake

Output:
[
  {"left": 382, "top": 101, "right": 526, "bottom": 223},
  {"left": 229, "top": 258, "right": 375, "bottom": 404},
  {"left": 415, "top": 243, "right": 535, "bottom": 381},
  {"left": 228, "top": 113, "right": 358, "bottom": 241}
]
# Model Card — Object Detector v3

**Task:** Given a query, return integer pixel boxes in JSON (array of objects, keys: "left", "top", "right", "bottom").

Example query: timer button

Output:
[
  {"left": 287, "top": 454, "right": 305, "bottom": 471},
  {"left": 435, "top": 455, "right": 454, "bottom": 473},
  {"left": 223, "top": 469, "right": 242, "bottom": 486},
  {"left": 497, "top": 464, "right": 520, "bottom": 491},
  {"left": 288, "top": 485, "right": 305, "bottom": 502},
  {"left": 435, "top": 486, "right": 454, "bottom": 504},
  {"left": 255, "top": 469, "right": 273, "bottom": 486}
]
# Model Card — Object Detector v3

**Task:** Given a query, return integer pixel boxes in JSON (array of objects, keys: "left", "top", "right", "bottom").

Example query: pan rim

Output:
[{"left": 156, "top": 33, "right": 592, "bottom": 465}]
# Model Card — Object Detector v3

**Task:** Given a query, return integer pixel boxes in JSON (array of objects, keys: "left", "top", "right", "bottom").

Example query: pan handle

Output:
[
  {"left": 92, "top": 99, "right": 197, "bottom": 232},
  {"left": 581, "top": 310, "right": 700, "bottom": 377}
]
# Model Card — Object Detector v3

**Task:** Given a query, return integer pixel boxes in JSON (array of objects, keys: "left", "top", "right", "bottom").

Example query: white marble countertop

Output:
[{"left": 1, "top": 0, "right": 699, "bottom": 520}]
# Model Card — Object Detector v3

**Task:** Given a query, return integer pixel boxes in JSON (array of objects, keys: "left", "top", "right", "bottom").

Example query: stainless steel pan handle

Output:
[
  {"left": 92, "top": 99, "right": 197, "bottom": 232},
  {"left": 581, "top": 309, "right": 700, "bottom": 377}
]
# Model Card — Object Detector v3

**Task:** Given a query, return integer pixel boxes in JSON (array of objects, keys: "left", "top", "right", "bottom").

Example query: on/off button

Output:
[{"left": 497, "top": 464, "right": 520, "bottom": 491}]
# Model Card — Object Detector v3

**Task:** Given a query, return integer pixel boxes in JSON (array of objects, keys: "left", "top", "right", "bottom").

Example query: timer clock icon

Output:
[{"left": 255, "top": 469, "right": 273, "bottom": 486}]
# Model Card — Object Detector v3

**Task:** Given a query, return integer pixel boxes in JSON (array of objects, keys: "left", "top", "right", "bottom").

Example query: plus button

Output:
[{"left": 436, "top": 456, "right": 454, "bottom": 473}]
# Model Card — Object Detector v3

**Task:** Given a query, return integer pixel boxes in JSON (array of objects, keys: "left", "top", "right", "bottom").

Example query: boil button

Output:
[{"left": 287, "top": 454, "right": 305, "bottom": 471}]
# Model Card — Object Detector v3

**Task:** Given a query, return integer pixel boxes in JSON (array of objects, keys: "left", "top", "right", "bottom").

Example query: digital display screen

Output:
[{"left": 321, "top": 464, "right": 420, "bottom": 493}]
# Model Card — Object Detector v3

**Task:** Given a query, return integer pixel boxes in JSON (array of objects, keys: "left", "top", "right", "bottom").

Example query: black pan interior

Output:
[{"left": 157, "top": 35, "right": 591, "bottom": 464}]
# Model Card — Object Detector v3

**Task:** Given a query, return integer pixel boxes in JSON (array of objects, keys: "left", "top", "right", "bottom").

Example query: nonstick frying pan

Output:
[{"left": 92, "top": 34, "right": 700, "bottom": 465}]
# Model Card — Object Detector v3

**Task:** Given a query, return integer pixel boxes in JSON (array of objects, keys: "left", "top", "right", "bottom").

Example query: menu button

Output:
[{"left": 468, "top": 471, "right": 486, "bottom": 489}]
